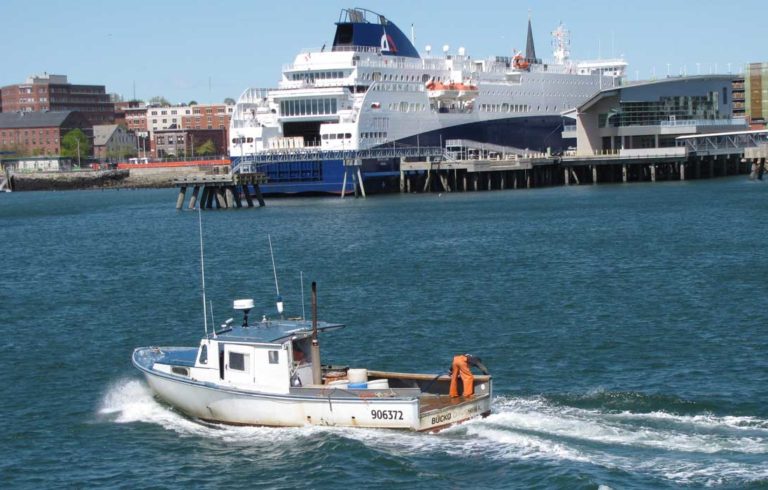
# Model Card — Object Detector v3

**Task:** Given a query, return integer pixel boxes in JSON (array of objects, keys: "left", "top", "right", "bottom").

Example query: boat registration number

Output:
[{"left": 371, "top": 409, "right": 403, "bottom": 420}]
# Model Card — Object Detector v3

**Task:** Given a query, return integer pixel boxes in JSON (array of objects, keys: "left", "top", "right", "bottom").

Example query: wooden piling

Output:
[
  {"left": 188, "top": 185, "right": 200, "bottom": 209},
  {"left": 650, "top": 165, "right": 656, "bottom": 182},
  {"left": 176, "top": 186, "right": 187, "bottom": 210},
  {"left": 622, "top": 164, "right": 628, "bottom": 183},
  {"left": 224, "top": 186, "right": 235, "bottom": 208},
  {"left": 253, "top": 183, "right": 266, "bottom": 207},
  {"left": 592, "top": 165, "right": 598, "bottom": 184}
]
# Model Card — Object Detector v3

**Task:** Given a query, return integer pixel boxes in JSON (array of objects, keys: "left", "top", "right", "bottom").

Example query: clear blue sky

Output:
[{"left": 1, "top": 0, "right": 764, "bottom": 104}]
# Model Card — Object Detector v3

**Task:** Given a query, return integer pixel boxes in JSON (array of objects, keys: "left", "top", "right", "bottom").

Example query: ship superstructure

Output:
[{"left": 229, "top": 8, "right": 627, "bottom": 194}]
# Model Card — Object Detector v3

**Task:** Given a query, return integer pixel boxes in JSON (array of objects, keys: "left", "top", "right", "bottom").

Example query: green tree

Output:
[
  {"left": 149, "top": 96, "right": 171, "bottom": 107},
  {"left": 61, "top": 129, "right": 90, "bottom": 164},
  {"left": 188, "top": 100, "right": 198, "bottom": 106},
  {"left": 196, "top": 139, "right": 216, "bottom": 156},
  {"left": 223, "top": 97, "right": 236, "bottom": 105}
]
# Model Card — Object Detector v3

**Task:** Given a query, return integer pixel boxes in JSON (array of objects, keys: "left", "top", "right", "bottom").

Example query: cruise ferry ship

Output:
[{"left": 229, "top": 8, "right": 627, "bottom": 194}]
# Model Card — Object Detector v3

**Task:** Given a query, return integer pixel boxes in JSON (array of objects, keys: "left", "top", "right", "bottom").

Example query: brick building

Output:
[
  {"left": 0, "top": 111, "right": 92, "bottom": 157},
  {"left": 143, "top": 103, "right": 233, "bottom": 157},
  {"left": 1, "top": 74, "right": 114, "bottom": 125},
  {"left": 153, "top": 128, "right": 226, "bottom": 158}
]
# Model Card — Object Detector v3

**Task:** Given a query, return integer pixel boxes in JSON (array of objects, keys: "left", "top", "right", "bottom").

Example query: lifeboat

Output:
[
  {"left": 512, "top": 53, "right": 530, "bottom": 71},
  {"left": 454, "top": 83, "right": 479, "bottom": 101},
  {"left": 426, "top": 81, "right": 459, "bottom": 101}
]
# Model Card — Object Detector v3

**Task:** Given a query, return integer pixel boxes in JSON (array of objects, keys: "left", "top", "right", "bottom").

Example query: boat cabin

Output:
[{"left": 149, "top": 315, "right": 344, "bottom": 394}]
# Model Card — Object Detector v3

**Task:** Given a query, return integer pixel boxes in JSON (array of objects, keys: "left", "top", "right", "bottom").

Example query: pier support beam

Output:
[
  {"left": 214, "top": 188, "right": 226, "bottom": 209},
  {"left": 176, "top": 186, "right": 187, "bottom": 210},
  {"left": 564, "top": 167, "right": 570, "bottom": 186},
  {"left": 253, "top": 183, "right": 266, "bottom": 206},
  {"left": 243, "top": 186, "right": 255, "bottom": 207},
  {"left": 650, "top": 165, "right": 656, "bottom": 182},
  {"left": 622, "top": 164, "right": 628, "bottom": 183},
  {"left": 224, "top": 186, "right": 235, "bottom": 209},
  {"left": 188, "top": 185, "right": 200, "bottom": 209},
  {"left": 592, "top": 165, "right": 598, "bottom": 184},
  {"left": 680, "top": 162, "right": 686, "bottom": 181},
  {"left": 205, "top": 187, "right": 215, "bottom": 209},
  {"left": 400, "top": 170, "right": 405, "bottom": 193},
  {"left": 356, "top": 166, "right": 366, "bottom": 198}
]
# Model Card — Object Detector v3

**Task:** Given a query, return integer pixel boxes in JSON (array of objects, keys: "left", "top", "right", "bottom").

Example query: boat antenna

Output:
[
  {"left": 300, "top": 271, "right": 306, "bottom": 321},
  {"left": 198, "top": 207, "right": 209, "bottom": 337},
  {"left": 209, "top": 299, "right": 215, "bottom": 329},
  {"left": 268, "top": 234, "right": 284, "bottom": 318},
  {"left": 311, "top": 281, "right": 322, "bottom": 385}
]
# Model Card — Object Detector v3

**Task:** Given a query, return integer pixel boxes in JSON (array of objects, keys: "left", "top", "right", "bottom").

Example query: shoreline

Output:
[{"left": 7, "top": 165, "right": 226, "bottom": 192}]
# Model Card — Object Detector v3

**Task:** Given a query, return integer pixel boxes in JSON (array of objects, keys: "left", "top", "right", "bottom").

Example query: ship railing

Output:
[
  {"left": 331, "top": 45, "right": 382, "bottom": 54},
  {"left": 232, "top": 145, "right": 445, "bottom": 174},
  {"left": 660, "top": 117, "right": 747, "bottom": 128}
]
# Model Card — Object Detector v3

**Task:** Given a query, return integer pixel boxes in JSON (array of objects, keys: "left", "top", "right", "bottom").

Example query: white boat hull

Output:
[{"left": 137, "top": 360, "right": 491, "bottom": 431}]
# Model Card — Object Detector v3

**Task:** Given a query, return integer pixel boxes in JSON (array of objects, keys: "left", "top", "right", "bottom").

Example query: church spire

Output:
[{"left": 525, "top": 14, "right": 537, "bottom": 62}]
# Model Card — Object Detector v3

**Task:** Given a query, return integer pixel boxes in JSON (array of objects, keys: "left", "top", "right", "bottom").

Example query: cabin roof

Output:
[{"left": 214, "top": 319, "right": 345, "bottom": 344}]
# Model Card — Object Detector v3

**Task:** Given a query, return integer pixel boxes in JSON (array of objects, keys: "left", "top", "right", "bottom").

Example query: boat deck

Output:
[{"left": 418, "top": 394, "right": 480, "bottom": 415}]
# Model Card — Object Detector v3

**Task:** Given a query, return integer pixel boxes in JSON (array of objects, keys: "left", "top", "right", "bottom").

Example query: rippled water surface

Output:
[{"left": 1, "top": 179, "right": 767, "bottom": 488}]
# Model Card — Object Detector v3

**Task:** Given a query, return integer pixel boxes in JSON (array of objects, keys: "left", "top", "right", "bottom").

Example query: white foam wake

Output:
[{"left": 97, "top": 380, "right": 768, "bottom": 485}]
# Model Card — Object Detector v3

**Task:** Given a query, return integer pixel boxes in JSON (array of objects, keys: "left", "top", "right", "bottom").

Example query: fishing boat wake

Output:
[{"left": 99, "top": 380, "right": 768, "bottom": 486}]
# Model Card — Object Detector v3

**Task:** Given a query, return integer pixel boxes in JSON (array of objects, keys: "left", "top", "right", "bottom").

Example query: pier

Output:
[
  {"left": 400, "top": 130, "right": 768, "bottom": 193},
  {"left": 174, "top": 172, "right": 267, "bottom": 210}
]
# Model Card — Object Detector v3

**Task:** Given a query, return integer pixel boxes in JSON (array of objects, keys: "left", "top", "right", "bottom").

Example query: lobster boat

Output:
[{"left": 132, "top": 284, "right": 492, "bottom": 432}]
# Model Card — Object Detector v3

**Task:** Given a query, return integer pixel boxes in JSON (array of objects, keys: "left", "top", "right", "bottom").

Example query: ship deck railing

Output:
[{"left": 232, "top": 145, "right": 445, "bottom": 174}]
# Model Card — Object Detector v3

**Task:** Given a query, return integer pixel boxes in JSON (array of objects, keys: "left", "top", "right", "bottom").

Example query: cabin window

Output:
[
  {"left": 268, "top": 351, "right": 279, "bottom": 364},
  {"left": 198, "top": 345, "right": 208, "bottom": 364},
  {"left": 229, "top": 352, "right": 247, "bottom": 371},
  {"left": 172, "top": 367, "right": 189, "bottom": 376}
]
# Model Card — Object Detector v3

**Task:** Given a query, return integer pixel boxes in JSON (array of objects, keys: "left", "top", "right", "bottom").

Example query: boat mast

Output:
[
  {"left": 268, "top": 234, "right": 284, "bottom": 318},
  {"left": 198, "top": 207, "right": 209, "bottom": 337},
  {"left": 311, "top": 282, "right": 322, "bottom": 385}
]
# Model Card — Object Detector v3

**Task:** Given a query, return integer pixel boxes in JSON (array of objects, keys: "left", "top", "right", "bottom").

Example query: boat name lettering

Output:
[
  {"left": 431, "top": 413, "right": 452, "bottom": 425},
  {"left": 371, "top": 409, "right": 403, "bottom": 421}
]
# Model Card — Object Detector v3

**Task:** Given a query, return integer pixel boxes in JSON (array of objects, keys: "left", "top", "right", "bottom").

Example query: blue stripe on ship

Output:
[{"left": 232, "top": 116, "right": 566, "bottom": 195}]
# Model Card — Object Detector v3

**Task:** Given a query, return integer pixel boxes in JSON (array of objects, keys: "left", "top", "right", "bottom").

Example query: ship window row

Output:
[
  {"left": 360, "top": 132, "right": 387, "bottom": 139},
  {"left": 322, "top": 133, "right": 353, "bottom": 140},
  {"left": 372, "top": 83, "right": 425, "bottom": 93},
  {"left": 389, "top": 102, "right": 427, "bottom": 112},
  {"left": 232, "top": 137, "right": 254, "bottom": 144},
  {"left": 479, "top": 103, "right": 532, "bottom": 113},
  {"left": 280, "top": 98, "right": 338, "bottom": 116},
  {"left": 362, "top": 72, "right": 433, "bottom": 83},
  {"left": 291, "top": 71, "right": 344, "bottom": 82}
]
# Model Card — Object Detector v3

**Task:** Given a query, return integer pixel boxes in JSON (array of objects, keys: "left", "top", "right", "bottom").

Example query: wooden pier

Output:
[
  {"left": 174, "top": 172, "right": 267, "bottom": 210},
  {"left": 401, "top": 145, "right": 761, "bottom": 194}
]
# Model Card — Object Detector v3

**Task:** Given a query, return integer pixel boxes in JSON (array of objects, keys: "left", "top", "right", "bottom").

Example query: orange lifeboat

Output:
[{"left": 513, "top": 53, "right": 530, "bottom": 70}]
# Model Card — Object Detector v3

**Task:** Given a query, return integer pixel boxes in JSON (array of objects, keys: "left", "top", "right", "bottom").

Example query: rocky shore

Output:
[{"left": 9, "top": 166, "right": 223, "bottom": 191}]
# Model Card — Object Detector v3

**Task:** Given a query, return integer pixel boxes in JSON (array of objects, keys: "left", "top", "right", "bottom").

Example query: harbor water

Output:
[{"left": 1, "top": 178, "right": 767, "bottom": 488}]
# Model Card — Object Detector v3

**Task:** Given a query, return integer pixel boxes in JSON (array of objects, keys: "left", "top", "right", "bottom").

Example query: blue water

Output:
[{"left": 1, "top": 179, "right": 767, "bottom": 488}]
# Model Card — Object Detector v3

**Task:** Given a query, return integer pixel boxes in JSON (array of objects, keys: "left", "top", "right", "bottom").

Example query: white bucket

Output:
[
  {"left": 366, "top": 379, "right": 389, "bottom": 390},
  {"left": 347, "top": 368, "right": 368, "bottom": 384}
]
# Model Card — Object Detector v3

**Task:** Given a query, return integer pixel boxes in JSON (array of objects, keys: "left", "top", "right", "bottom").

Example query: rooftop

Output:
[{"left": 0, "top": 111, "right": 76, "bottom": 129}]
